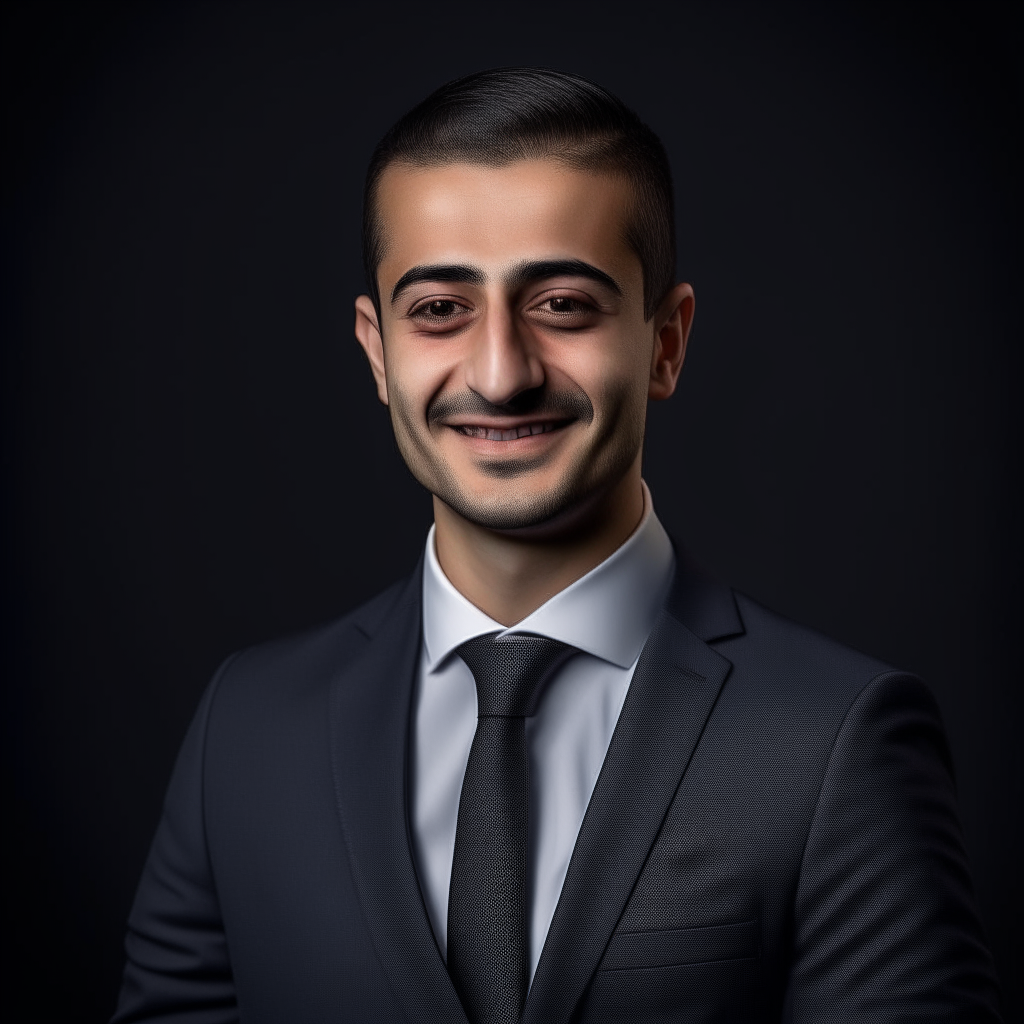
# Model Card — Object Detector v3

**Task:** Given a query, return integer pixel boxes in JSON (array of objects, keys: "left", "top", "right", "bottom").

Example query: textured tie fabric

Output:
[{"left": 447, "top": 632, "right": 577, "bottom": 1024}]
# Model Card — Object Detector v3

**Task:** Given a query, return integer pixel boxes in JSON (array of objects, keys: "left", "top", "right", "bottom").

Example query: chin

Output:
[
  {"left": 442, "top": 489, "right": 573, "bottom": 533},
  {"left": 439, "top": 466, "right": 625, "bottom": 537}
]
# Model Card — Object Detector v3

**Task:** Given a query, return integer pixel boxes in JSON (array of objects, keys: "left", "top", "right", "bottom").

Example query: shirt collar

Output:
[{"left": 421, "top": 481, "right": 675, "bottom": 672}]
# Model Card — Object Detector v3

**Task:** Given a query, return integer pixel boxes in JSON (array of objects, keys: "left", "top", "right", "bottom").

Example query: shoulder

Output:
[
  {"left": 205, "top": 571, "right": 418, "bottom": 719},
  {"left": 725, "top": 591, "right": 894, "bottom": 681},
  {"left": 709, "top": 591, "right": 939, "bottom": 748}
]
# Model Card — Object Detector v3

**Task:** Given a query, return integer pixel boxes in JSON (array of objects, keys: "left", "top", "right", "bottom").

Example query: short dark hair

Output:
[{"left": 362, "top": 67, "right": 675, "bottom": 321}]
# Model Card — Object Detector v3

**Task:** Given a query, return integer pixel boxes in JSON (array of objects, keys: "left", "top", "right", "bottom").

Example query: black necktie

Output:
[{"left": 447, "top": 632, "right": 576, "bottom": 1024}]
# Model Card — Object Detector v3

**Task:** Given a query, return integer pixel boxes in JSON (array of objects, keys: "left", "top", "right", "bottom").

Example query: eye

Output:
[
  {"left": 529, "top": 294, "right": 599, "bottom": 327},
  {"left": 545, "top": 296, "right": 588, "bottom": 314},
  {"left": 411, "top": 298, "right": 467, "bottom": 320}
]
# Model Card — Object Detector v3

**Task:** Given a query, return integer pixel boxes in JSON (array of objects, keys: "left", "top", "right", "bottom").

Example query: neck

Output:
[{"left": 432, "top": 458, "right": 645, "bottom": 626}]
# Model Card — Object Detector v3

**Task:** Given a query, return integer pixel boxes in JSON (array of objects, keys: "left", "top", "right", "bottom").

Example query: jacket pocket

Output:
[{"left": 598, "top": 918, "right": 758, "bottom": 971}]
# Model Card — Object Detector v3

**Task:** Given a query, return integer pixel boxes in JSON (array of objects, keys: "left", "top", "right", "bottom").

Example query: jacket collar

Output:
[{"left": 664, "top": 542, "right": 744, "bottom": 644}]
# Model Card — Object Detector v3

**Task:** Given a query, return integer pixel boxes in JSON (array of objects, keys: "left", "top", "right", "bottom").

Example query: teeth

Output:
[{"left": 457, "top": 422, "right": 558, "bottom": 440}]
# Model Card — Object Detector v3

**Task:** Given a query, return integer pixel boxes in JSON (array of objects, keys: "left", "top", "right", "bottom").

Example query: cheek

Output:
[
  {"left": 552, "top": 334, "right": 649, "bottom": 414},
  {"left": 383, "top": 338, "right": 462, "bottom": 418}
]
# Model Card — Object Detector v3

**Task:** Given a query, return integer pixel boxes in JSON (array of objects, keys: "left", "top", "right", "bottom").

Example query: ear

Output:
[
  {"left": 354, "top": 294, "right": 389, "bottom": 406},
  {"left": 648, "top": 282, "right": 695, "bottom": 401}
]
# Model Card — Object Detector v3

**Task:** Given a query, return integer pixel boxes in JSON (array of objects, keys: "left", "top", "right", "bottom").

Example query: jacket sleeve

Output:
[
  {"left": 111, "top": 658, "right": 239, "bottom": 1024},
  {"left": 785, "top": 671, "right": 1002, "bottom": 1022}
]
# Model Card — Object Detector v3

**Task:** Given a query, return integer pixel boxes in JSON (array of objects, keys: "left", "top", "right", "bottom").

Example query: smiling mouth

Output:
[{"left": 451, "top": 420, "right": 569, "bottom": 441}]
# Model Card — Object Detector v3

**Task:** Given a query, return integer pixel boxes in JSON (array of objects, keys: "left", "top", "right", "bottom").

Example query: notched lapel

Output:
[
  {"left": 523, "top": 610, "right": 733, "bottom": 1024},
  {"left": 329, "top": 565, "right": 469, "bottom": 1024}
]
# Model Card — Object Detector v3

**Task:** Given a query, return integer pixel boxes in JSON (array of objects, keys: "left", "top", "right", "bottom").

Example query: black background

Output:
[{"left": 2, "top": 2, "right": 1021, "bottom": 1020}]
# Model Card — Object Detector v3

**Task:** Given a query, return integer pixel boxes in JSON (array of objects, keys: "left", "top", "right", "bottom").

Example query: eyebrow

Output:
[
  {"left": 390, "top": 264, "right": 484, "bottom": 305},
  {"left": 505, "top": 259, "right": 622, "bottom": 297},
  {"left": 389, "top": 258, "right": 622, "bottom": 306}
]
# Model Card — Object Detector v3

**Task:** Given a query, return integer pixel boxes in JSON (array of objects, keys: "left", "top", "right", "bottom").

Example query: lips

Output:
[{"left": 453, "top": 421, "right": 565, "bottom": 441}]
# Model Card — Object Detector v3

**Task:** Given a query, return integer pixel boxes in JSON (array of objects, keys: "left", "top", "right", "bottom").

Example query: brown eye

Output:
[
  {"left": 409, "top": 297, "right": 469, "bottom": 330},
  {"left": 549, "top": 297, "right": 576, "bottom": 313},
  {"left": 427, "top": 300, "right": 459, "bottom": 317}
]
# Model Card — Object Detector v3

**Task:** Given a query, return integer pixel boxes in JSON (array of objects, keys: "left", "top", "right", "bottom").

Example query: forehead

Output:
[{"left": 375, "top": 159, "right": 640, "bottom": 289}]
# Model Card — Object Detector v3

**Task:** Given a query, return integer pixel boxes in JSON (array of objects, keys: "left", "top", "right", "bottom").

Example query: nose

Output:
[{"left": 463, "top": 303, "right": 545, "bottom": 406}]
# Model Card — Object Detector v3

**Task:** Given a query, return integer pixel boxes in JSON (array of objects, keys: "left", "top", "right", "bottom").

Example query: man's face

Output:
[{"left": 358, "top": 159, "right": 665, "bottom": 533}]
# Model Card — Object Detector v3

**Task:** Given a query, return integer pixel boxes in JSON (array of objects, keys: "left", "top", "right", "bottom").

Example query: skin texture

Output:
[{"left": 355, "top": 159, "right": 694, "bottom": 625}]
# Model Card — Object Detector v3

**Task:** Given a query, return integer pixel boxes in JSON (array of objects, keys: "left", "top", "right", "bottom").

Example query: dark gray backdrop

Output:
[{"left": 3, "top": 2, "right": 1021, "bottom": 1021}]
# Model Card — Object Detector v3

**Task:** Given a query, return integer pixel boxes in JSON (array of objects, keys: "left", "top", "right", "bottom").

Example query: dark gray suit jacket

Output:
[{"left": 113, "top": 556, "right": 1001, "bottom": 1022}]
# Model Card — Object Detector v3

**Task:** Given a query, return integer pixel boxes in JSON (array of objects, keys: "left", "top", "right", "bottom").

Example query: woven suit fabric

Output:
[{"left": 447, "top": 632, "right": 577, "bottom": 1024}]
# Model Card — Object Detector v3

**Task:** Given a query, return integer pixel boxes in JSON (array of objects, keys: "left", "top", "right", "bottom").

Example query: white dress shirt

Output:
[{"left": 412, "top": 482, "right": 675, "bottom": 983}]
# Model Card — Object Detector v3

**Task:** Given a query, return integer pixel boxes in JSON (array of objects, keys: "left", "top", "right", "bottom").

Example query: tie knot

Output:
[{"left": 457, "top": 632, "right": 576, "bottom": 717}]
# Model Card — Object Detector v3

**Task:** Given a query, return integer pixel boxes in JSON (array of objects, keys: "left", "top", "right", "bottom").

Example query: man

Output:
[{"left": 113, "top": 68, "right": 1001, "bottom": 1023}]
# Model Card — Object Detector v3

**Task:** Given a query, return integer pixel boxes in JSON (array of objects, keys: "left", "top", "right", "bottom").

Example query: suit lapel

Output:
[
  {"left": 329, "top": 564, "right": 469, "bottom": 1024},
  {"left": 523, "top": 555, "right": 740, "bottom": 1024}
]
